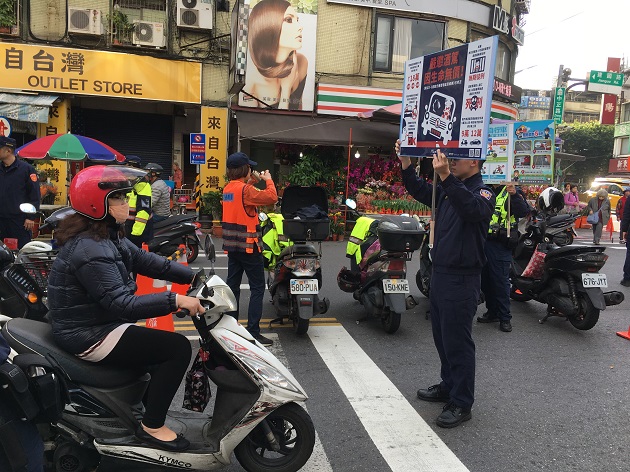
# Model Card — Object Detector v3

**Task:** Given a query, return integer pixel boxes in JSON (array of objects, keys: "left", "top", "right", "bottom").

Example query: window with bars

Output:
[{"left": 373, "top": 14, "right": 445, "bottom": 73}]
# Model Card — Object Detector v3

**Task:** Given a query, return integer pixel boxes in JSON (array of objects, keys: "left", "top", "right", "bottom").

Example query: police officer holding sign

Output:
[
  {"left": 0, "top": 136, "right": 40, "bottom": 249},
  {"left": 397, "top": 140, "right": 494, "bottom": 428},
  {"left": 478, "top": 183, "right": 530, "bottom": 332}
]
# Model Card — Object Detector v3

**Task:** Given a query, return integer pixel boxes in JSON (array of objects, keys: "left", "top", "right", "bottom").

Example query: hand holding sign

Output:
[{"left": 433, "top": 148, "right": 450, "bottom": 181}]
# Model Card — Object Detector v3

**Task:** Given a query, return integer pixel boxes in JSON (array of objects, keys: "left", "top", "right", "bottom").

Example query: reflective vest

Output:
[
  {"left": 222, "top": 180, "right": 262, "bottom": 254},
  {"left": 489, "top": 186, "right": 516, "bottom": 231},
  {"left": 127, "top": 181, "right": 152, "bottom": 237},
  {"left": 346, "top": 216, "right": 377, "bottom": 265},
  {"left": 261, "top": 213, "right": 293, "bottom": 268}
]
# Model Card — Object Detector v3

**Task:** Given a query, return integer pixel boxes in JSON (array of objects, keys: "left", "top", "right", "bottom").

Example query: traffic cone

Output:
[
  {"left": 170, "top": 244, "right": 189, "bottom": 297},
  {"left": 136, "top": 242, "right": 155, "bottom": 295},
  {"left": 606, "top": 218, "right": 615, "bottom": 242},
  {"left": 616, "top": 326, "right": 630, "bottom": 340},
  {"left": 146, "top": 278, "right": 175, "bottom": 332}
]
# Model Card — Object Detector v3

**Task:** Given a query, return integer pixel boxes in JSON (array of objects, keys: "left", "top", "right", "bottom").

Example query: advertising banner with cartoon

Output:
[
  {"left": 399, "top": 36, "right": 498, "bottom": 159},
  {"left": 481, "top": 119, "right": 554, "bottom": 185}
]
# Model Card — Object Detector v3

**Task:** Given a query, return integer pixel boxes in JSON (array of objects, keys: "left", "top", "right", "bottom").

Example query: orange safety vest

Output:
[{"left": 222, "top": 180, "right": 262, "bottom": 254}]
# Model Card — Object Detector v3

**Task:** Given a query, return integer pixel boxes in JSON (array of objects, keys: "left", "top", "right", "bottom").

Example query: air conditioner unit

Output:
[
  {"left": 177, "top": 0, "right": 213, "bottom": 30},
  {"left": 132, "top": 21, "right": 166, "bottom": 48},
  {"left": 68, "top": 8, "right": 104, "bottom": 35}
]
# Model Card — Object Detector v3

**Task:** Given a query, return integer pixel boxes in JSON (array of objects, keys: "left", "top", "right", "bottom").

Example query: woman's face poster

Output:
[{"left": 238, "top": 0, "right": 317, "bottom": 111}]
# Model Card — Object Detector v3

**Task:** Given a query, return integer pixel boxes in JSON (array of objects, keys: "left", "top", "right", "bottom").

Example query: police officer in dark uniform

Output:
[
  {"left": 478, "top": 183, "right": 530, "bottom": 332},
  {"left": 397, "top": 141, "right": 495, "bottom": 428},
  {"left": 0, "top": 136, "right": 40, "bottom": 249}
]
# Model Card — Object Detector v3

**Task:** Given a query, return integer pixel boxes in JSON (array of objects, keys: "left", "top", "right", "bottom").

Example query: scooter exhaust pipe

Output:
[{"left": 604, "top": 291, "right": 625, "bottom": 306}]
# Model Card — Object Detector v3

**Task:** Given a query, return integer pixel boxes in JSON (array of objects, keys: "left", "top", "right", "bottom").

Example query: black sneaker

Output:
[
  {"left": 254, "top": 334, "right": 273, "bottom": 346},
  {"left": 436, "top": 401, "right": 472, "bottom": 428},
  {"left": 621, "top": 279, "right": 630, "bottom": 287},
  {"left": 477, "top": 312, "right": 499, "bottom": 323},
  {"left": 417, "top": 384, "right": 450, "bottom": 403},
  {"left": 499, "top": 320, "right": 513, "bottom": 332}
]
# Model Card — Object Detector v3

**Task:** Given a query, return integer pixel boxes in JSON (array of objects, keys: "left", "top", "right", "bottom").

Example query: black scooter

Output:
[
  {"left": 149, "top": 215, "right": 201, "bottom": 264},
  {"left": 510, "top": 209, "right": 624, "bottom": 330}
]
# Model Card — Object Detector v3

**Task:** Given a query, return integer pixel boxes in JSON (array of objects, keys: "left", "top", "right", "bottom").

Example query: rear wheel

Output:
[
  {"left": 186, "top": 239, "right": 198, "bottom": 264},
  {"left": 382, "top": 311, "right": 401, "bottom": 334},
  {"left": 293, "top": 317, "right": 309, "bottom": 335},
  {"left": 510, "top": 285, "right": 532, "bottom": 302},
  {"left": 568, "top": 294, "right": 600, "bottom": 330},
  {"left": 234, "top": 403, "right": 315, "bottom": 472}
]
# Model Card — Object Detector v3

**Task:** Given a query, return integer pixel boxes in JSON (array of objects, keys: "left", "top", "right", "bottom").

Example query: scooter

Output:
[
  {"left": 540, "top": 211, "right": 580, "bottom": 246},
  {"left": 510, "top": 205, "right": 624, "bottom": 330},
  {"left": 263, "top": 186, "right": 330, "bottom": 335},
  {"left": 338, "top": 200, "right": 422, "bottom": 334},
  {"left": 1, "top": 239, "right": 316, "bottom": 472}
]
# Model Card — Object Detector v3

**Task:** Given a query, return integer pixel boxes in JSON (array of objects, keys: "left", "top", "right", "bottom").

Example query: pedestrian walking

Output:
[
  {"left": 222, "top": 152, "right": 278, "bottom": 346},
  {"left": 616, "top": 187, "right": 630, "bottom": 244},
  {"left": 563, "top": 184, "right": 581, "bottom": 213},
  {"left": 0, "top": 136, "right": 40, "bottom": 249},
  {"left": 587, "top": 189, "right": 611, "bottom": 245},
  {"left": 478, "top": 183, "right": 530, "bottom": 332},
  {"left": 396, "top": 140, "right": 495, "bottom": 428}
]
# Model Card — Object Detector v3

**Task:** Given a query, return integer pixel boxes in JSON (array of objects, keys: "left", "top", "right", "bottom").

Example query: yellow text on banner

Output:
[
  {"left": 0, "top": 42, "right": 201, "bottom": 103},
  {"left": 199, "top": 107, "right": 228, "bottom": 196}
]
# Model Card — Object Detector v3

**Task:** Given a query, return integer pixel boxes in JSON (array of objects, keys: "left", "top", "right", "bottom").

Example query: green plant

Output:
[
  {"left": 201, "top": 190, "right": 223, "bottom": 221},
  {"left": 0, "top": 0, "right": 16, "bottom": 27},
  {"left": 108, "top": 9, "right": 135, "bottom": 41}
]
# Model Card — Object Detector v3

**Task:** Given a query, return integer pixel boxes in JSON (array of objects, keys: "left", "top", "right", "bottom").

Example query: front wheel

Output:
[
  {"left": 381, "top": 311, "right": 401, "bottom": 334},
  {"left": 234, "top": 403, "right": 316, "bottom": 472},
  {"left": 185, "top": 238, "right": 199, "bottom": 264},
  {"left": 568, "top": 293, "right": 600, "bottom": 330}
]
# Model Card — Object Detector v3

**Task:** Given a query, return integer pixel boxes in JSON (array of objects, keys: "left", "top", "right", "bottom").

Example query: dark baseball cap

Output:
[
  {"left": 0, "top": 136, "right": 16, "bottom": 149},
  {"left": 226, "top": 152, "right": 257, "bottom": 169}
]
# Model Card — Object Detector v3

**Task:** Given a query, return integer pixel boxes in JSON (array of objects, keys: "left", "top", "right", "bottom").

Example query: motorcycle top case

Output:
[
  {"left": 377, "top": 215, "right": 424, "bottom": 252},
  {"left": 281, "top": 186, "right": 330, "bottom": 242}
]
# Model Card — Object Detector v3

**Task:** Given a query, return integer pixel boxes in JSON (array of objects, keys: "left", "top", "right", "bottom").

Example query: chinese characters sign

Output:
[
  {"left": 399, "top": 36, "right": 498, "bottom": 159},
  {"left": 199, "top": 107, "right": 228, "bottom": 192},
  {"left": 190, "top": 133, "right": 206, "bottom": 165},
  {"left": 481, "top": 119, "right": 555, "bottom": 185},
  {"left": 0, "top": 42, "right": 201, "bottom": 103},
  {"left": 552, "top": 87, "right": 565, "bottom": 125}
]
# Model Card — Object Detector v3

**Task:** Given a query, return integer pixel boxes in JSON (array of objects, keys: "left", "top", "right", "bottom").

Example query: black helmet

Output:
[
  {"left": 537, "top": 187, "right": 564, "bottom": 213},
  {"left": 337, "top": 267, "right": 360, "bottom": 293},
  {"left": 144, "top": 163, "right": 163, "bottom": 175}
]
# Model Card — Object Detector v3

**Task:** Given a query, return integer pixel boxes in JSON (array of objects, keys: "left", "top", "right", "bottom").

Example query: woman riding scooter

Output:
[{"left": 47, "top": 165, "right": 204, "bottom": 452}]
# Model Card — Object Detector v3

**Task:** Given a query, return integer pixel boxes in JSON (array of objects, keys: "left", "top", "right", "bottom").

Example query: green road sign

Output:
[
  {"left": 589, "top": 70, "right": 624, "bottom": 94},
  {"left": 553, "top": 87, "right": 565, "bottom": 125}
]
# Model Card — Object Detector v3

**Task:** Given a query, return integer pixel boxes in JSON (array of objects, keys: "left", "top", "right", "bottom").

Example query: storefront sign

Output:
[
  {"left": 36, "top": 99, "right": 70, "bottom": 205},
  {"left": 520, "top": 96, "right": 551, "bottom": 110},
  {"left": 199, "top": 107, "right": 228, "bottom": 194},
  {"left": 190, "top": 133, "right": 206, "bottom": 165},
  {"left": 0, "top": 116, "right": 11, "bottom": 137},
  {"left": 238, "top": 0, "right": 317, "bottom": 111},
  {"left": 614, "top": 122, "right": 630, "bottom": 138},
  {"left": 601, "top": 57, "right": 621, "bottom": 125},
  {"left": 0, "top": 42, "right": 201, "bottom": 103},
  {"left": 400, "top": 36, "right": 498, "bottom": 159},
  {"left": 511, "top": 17, "right": 525, "bottom": 45},
  {"left": 609, "top": 158, "right": 629, "bottom": 173},
  {"left": 326, "top": 0, "right": 490, "bottom": 25},
  {"left": 493, "top": 77, "right": 522, "bottom": 103},
  {"left": 491, "top": 6, "right": 509, "bottom": 34},
  {"left": 317, "top": 84, "right": 402, "bottom": 117}
]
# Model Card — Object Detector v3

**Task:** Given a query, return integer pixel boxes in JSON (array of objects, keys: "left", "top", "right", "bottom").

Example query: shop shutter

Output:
[{"left": 73, "top": 108, "right": 173, "bottom": 173}]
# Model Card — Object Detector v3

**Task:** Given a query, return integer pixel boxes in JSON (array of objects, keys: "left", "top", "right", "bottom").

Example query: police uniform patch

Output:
[
  {"left": 30, "top": 173, "right": 38, "bottom": 182},
  {"left": 480, "top": 189, "right": 492, "bottom": 200}
]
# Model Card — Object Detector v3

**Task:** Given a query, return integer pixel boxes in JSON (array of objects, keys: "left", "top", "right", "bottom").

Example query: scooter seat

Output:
[
  {"left": 153, "top": 214, "right": 196, "bottom": 231},
  {"left": 2, "top": 318, "right": 144, "bottom": 388},
  {"left": 545, "top": 244, "right": 605, "bottom": 258},
  {"left": 279, "top": 243, "right": 318, "bottom": 259}
]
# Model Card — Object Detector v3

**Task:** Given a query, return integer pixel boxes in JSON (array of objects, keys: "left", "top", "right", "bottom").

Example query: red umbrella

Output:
[{"left": 16, "top": 134, "right": 126, "bottom": 162}]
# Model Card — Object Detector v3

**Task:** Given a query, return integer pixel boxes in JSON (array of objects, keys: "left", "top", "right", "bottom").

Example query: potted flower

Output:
[
  {"left": 201, "top": 190, "right": 223, "bottom": 236},
  {"left": 108, "top": 9, "right": 135, "bottom": 44}
]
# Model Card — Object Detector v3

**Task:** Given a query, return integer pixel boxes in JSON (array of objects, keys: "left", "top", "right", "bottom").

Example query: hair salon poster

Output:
[
  {"left": 238, "top": 0, "right": 317, "bottom": 112},
  {"left": 399, "top": 36, "right": 498, "bottom": 159},
  {"left": 481, "top": 119, "right": 555, "bottom": 185}
]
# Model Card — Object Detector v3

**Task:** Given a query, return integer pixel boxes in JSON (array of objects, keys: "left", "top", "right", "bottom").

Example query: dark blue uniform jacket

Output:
[
  {"left": 0, "top": 158, "right": 40, "bottom": 219},
  {"left": 402, "top": 167, "right": 495, "bottom": 275}
]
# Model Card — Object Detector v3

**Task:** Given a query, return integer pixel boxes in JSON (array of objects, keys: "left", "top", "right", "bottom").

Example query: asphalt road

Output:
[{"left": 170, "top": 230, "right": 630, "bottom": 472}]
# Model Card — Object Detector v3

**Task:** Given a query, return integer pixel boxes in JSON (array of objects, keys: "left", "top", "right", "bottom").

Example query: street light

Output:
[{"left": 355, "top": 149, "right": 360, "bottom": 159}]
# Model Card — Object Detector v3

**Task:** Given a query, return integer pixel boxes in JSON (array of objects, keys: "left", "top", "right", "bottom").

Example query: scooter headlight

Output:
[{"left": 234, "top": 354, "right": 301, "bottom": 394}]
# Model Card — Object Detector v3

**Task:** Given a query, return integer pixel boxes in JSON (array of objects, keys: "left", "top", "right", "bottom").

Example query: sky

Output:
[{"left": 514, "top": 0, "right": 630, "bottom": 91}]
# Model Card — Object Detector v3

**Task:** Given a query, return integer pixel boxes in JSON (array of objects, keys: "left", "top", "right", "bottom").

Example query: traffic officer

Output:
[
  {"left": 125, "top": 156, "right": 153, "bottom": 247},
  {"left": 0, "top": 136, "right": 40, "bottom": 249},
  {"left": 478, "top": 183, "right": 530, "bottom": 332},
  {"left": 145, "top": 163, "right": 172, "bottom": 223},
  {"left": 397, "top": 141, "right": 494, "bottom": 428}
]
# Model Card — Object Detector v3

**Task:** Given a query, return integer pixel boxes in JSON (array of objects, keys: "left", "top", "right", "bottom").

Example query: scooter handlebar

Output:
[{"left": 174, "top": 308, "right": 190, "bottom": 318}]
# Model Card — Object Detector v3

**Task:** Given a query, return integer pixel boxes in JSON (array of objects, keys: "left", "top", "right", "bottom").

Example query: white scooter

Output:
[{"left": 1, "top": 236, "right": 315, "bottom": 472}]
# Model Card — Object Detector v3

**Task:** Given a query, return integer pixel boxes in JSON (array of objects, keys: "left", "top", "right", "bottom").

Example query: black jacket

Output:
[
  {"left": 402, "top": 167, "right": 495, "bottom": 275},
  {"left": 0, "top": 158, "right": 40, "bottom": 220},
  {"left": 622, "top": 197, "right": 630, "bottom": 234},
  {"left": 48, "top": 232, "right": 193, "bottom": 355}
]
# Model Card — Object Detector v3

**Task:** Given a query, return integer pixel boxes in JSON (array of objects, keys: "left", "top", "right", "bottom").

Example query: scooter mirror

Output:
[
  {"left": 204, "top": 235, "right": 216, "bottom": 263},
  {"left": 259, "top": 212, "right": 268, "bottom": 222},
  {"left": 345, "top": 199, "right": 357, "bottom": 210},
  {"left": 19, "top": 203, "right": 37, "bottom": 214}
]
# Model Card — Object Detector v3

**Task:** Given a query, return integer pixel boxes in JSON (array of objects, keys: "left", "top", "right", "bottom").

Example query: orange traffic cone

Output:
[
  {"left": 606, "top": 218, "right": 615, "bottom": 242},
  {"left": 146, "top": 279, "right": 175, "bottom": 332},
  {"left": 170, "top": 244, "right": 189, "bottom": 297},
  {"left": 617, "top": 326, "right": 630, "bottom": 340}
]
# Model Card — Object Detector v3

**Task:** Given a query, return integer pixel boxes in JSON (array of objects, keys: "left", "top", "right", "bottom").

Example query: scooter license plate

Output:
[
  {"left": 582, "top": 273, "right": 608, "bottom": 288},
  {"left": 290, "top": 279, "right": 318, "bottom": 294},
  {"left": 383, "top": 279, "right": 409, "bottom": 294}
]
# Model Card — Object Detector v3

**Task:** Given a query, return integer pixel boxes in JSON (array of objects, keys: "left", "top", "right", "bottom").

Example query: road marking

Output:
[
  {"left": 184, "top": 332, "right": 332, "bottom": 471},
  {"left": 308, "top": 326, "right": 469, "bottom": 472}
]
